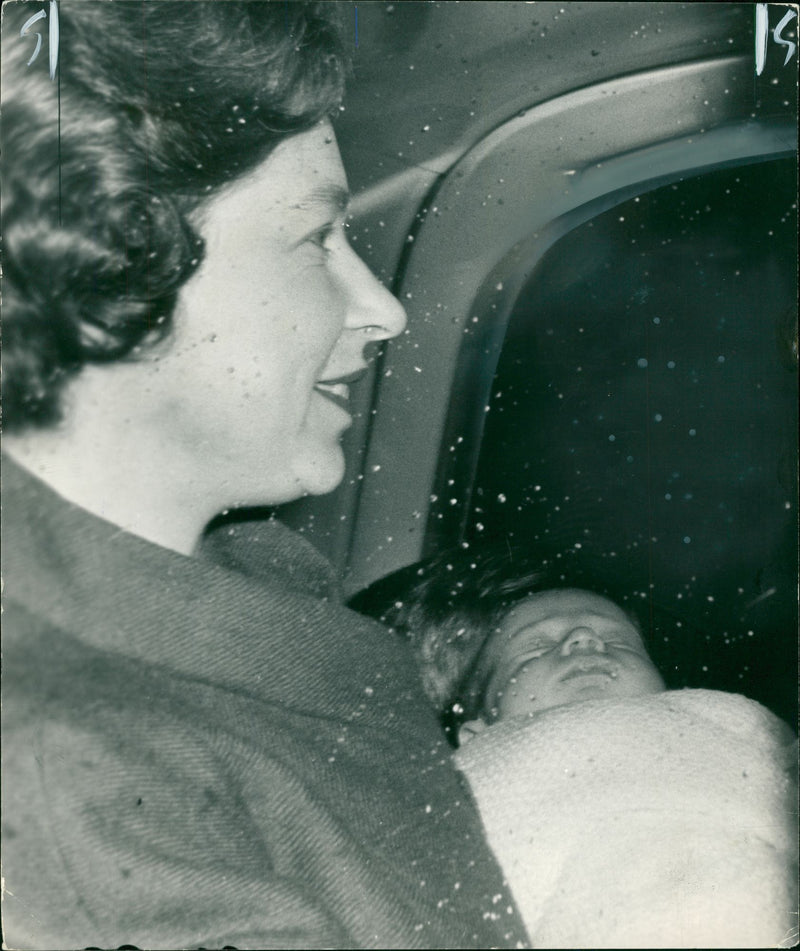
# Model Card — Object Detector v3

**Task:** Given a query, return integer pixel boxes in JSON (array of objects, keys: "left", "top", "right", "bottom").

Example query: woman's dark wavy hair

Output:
[
  {"left": 1, "top": 0, "right": 348, "bottom": 430},
  {"left": 350, "top": 542, "right": 650, "bottom": 743}
]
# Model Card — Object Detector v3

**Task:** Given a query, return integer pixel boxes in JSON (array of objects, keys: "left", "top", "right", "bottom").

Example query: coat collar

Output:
[{"left": 2, "top": 455, "right": 425, "bottom": 730}]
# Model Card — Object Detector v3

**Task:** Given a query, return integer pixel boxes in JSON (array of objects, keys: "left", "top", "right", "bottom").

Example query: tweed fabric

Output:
[{"left": 1, "top": 457, "right": 525, "bottom": 950}]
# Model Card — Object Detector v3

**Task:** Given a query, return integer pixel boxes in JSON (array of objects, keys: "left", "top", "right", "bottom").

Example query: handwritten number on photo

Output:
[{"left": 20, "top": 0, "right": 59, "bottom": 80}]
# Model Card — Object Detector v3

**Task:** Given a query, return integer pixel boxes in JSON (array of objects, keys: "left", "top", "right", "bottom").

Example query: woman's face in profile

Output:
[{"left": 142, "top": 120, "right": 406, "bottom": 507}]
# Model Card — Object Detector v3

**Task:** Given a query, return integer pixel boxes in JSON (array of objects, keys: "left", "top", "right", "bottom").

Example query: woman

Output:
[{"left": 1, "top": 4, "right": 525, "bottom": 948}]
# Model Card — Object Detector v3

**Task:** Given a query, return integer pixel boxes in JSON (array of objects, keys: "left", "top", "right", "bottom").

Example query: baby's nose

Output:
[{"left": 560, "top": 627, "right": 607, "bottom": 656}]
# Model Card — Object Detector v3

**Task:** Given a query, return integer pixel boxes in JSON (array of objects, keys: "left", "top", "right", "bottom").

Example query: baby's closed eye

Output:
[
  {"left": 606, "top": 638, "right": 646, "bottom": 654},
  {"left": 517, "top": 640, "right": 556, "bottom": 659}
]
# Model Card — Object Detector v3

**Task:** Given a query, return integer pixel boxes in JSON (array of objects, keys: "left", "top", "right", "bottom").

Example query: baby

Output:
[
  {"left": 453, "top": 584, "right": 665, "bottom": 743},
  {"left": 352, "top": 545, "right": 798, "bottom": 949}
]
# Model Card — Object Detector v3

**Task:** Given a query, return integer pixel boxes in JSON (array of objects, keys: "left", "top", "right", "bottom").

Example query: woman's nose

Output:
[
  {"left": 560, "top": 627, "right": 607, "bottom": 656},
  {"left": 341, "top": 243, "right": 407, "bottom": 341}
]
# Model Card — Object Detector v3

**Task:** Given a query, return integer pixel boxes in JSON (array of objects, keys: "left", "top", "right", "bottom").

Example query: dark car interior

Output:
[{"left": 443, "top": 157, "right": 798, "bottom": 721}]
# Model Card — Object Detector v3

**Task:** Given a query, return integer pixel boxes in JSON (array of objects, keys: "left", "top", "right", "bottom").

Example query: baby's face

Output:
[{"left": 478, "top": 589, "right": 665, "bottom": 724}]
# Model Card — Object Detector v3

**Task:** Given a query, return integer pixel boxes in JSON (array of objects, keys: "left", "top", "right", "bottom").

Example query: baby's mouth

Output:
[{"left": 560, "top": 661, "right": 616, "bottom": 682}]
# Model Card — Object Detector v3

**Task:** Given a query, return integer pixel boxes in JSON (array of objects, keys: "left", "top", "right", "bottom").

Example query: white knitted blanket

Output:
[{"left": 454, "top": 689, "right": 798, "bottom": 948}]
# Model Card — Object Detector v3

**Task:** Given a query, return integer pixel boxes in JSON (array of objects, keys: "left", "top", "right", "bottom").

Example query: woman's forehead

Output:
[{"left": 197, "top": 120, "right": 348, "bottom": 224}]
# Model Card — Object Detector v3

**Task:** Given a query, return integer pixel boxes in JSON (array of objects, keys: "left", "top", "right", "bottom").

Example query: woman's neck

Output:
[{"left": 4, "top": 380, "right": 222, "bottom": 556}]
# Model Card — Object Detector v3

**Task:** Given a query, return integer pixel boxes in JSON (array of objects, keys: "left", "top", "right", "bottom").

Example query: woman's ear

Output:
[{"left": 457, "top": 718, "right": 487, "bottom": 746}]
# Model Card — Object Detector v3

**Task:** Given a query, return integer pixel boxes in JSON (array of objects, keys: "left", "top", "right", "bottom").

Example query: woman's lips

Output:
[
  {"left": 314, "top": 381, "right": 350, "bottom": 411},
  {"left": 314, "top": 367, "right": 367, "bottom": 413}
]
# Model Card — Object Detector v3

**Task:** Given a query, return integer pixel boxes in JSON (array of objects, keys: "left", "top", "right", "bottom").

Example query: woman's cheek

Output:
[{"left": 299, "top": 277, "right": 348, "bottom": 349}]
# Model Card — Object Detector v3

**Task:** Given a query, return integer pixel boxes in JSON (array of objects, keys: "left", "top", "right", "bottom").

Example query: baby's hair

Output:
[{"left": 350, "top": 542, "right": 645, "bottom": 743}]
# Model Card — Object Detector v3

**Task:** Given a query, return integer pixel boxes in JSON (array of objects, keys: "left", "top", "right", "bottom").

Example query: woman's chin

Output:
[{"left": 291, "top": 444, "right": 346, "bottom": 499}]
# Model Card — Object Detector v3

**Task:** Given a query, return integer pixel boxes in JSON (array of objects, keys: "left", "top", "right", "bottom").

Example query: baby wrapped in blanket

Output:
[
  {"left": 352, "top": 551, "right": 799, "bottom": 948},
  {"left": 455, "top": 688, "right": 797, "bottom": 948},
  {"left": 452, "top": 589, "right": 798, "bottom": 949}
]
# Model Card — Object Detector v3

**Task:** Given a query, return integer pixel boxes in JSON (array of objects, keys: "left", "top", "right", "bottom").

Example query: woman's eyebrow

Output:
[{"left": 301, "top": 183, "right": 351, "bottom": 216}]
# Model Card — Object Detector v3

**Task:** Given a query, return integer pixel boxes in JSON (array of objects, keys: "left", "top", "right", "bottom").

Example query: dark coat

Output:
[{"left": 1, "top": 457, "right": 525, "bottom": 950}]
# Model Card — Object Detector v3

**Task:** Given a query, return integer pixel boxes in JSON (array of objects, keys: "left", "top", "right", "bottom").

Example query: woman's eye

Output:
[{"left": 307, "top": 224, "right": 335, "bottom": 252}]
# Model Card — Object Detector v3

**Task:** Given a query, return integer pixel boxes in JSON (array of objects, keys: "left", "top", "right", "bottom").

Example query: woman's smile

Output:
[
  {"left": 313, "top": 381, "right": 352, "bottom": 414},
  {"left": 314, "top": 366, "right": 370, "bottom": 415}
]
